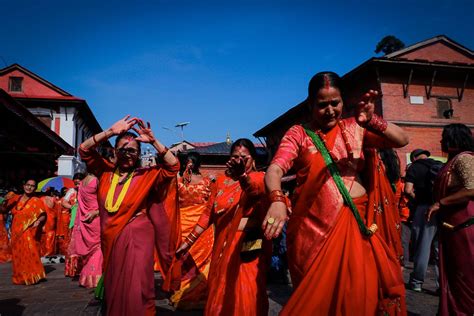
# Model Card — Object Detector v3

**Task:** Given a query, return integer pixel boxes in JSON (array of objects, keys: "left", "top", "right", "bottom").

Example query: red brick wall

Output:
[
  {"left": 398, "top": 42, "right": 473, "bottom": 63},
  {"left": 381, "top": 82, "right": 474, "bottom": 125},
  {"left": 0, "top": 69, "right": 63, "bottom": 97}
]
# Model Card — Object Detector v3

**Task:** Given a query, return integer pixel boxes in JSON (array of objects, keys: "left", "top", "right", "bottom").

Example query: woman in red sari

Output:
[
  {"left": 170, "top": 152, "right": 214, "bottom": 309},
  {"left": 1, "top": 179, "right": 46, "bottom": 285},
  {"left": 40, "top": 192, "right": 57, "bottom": 257},
  {"left": 427, "top": 123, "right": 474, "bottom": 316},
  {"left": 264, "top": 72, "right": 409, "bottom": 315},
  {"left": 79, "top": 116, "right": 180, "bottom": 316},
  {"left": 0, "top": 204, "right": 11, "bottom": 263},
  {"left": 176, "top": 139, "right": 271, "bottom": 316}
]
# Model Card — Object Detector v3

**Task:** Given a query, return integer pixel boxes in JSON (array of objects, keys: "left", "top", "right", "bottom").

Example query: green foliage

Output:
[{"left": 375, "top": 35, "right": 405, "bottom": 55}]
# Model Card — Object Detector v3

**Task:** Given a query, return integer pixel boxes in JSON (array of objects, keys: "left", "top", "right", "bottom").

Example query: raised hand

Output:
[
  {"left": 110, "top": 115, "right": 138, "bottom": 135},
  {"left": 226, "top": 156, "right": 247, "bottom": 178},
  {"left": 133, "top": 119, "right": 157, "bottom": 144},
  {"left": 356, "top": 90, "right": 379, "bottom": 126}
]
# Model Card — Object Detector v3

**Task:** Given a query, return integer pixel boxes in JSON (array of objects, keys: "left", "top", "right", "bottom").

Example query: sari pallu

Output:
[
  {"left": 6, "top": 195, "right": 46, "bottom": 285},
  {"left": 80, "top": 145, "right": 181, "bottom": 316},
  {"left": 277, "top": 119, "right": 405, "bottom": 316},
  {"left": 170, "top": 177, "right": 214, "bottom": 310},
  {"left": 434, "top": 152, "right": 474, "bottom": 316},
  {"left": 200, "top": 173, "right": 271, "bottom": 316}
]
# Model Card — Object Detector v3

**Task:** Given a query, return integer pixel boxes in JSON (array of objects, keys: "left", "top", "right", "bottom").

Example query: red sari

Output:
[
  {"left": 197, "top": 172, "right": 271, "bottom": 316},
  {"left": 434, "top": 152, "right": 474, "bottom": 316},
  {"left": 80, "top": 145, "right": 180, "bottom": 316},
  {"left": 40, "top": 196, "right": 57, "bottom": 257},
  {"left": 57, "top": 190, "right": 76, "bottom": 256},
  {"left": 5, "top": 194, "right": 46, "bottom": 285},
  {"left": 272, "top": 119, "right": 406, "bottom": 315},
  {"left": 170, "top": 176, "right": 214, "bottom": 309}
]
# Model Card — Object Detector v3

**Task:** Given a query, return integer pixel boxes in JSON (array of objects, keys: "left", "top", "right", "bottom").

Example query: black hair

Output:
[
  {"left": 441, "top": 123, "right": 474, "bottom": 155},
  {"left": 230, "top": 138, "right": 257, "bottom": 159},
  {"left": 307, "top": 71, "right": 344, "bottom": 102},
  {"left": 73, "top": 173, "right": 86, "bottom": 181},
  {"left": 60, "top": 187, "right": 68, "bottom": 197},
  {"left": 179, "top": 152, "right": 202, "bottom": 176},
  {"left": 379, "top": 149, "right": 401, "bottom": 185},
  {"left": 22, "top": 177, "right": 37, "bottom": 185},
  {"left": 115, "top": 132, "right": 141, "bottom": 153}
]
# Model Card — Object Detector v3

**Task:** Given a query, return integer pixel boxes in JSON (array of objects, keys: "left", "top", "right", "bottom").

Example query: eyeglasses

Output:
[{"left": 117, "top": 148, "right": 140, "bottom": 156}]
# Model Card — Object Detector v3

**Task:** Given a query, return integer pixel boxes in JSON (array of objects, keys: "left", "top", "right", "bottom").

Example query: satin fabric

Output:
[
  {"left": 80, "top": 145, "right": 180, "bottom": 316},
  {"left": 6, "top": 195, "right": 46, "bottom": 285},
  {"left": 198, "top": 172, "right": 271, "bottom": 316},
  {"left": 40, "top": 196, "right": 57, "bottom": 257},
  {"left": 170, "top": 176, "right": 214, "bottom": 310},
  {"left": 435, "top": 152, "right": 474, "bottom": 316},
  {"left": 273, "top": 119, "right": 406, "bottom": 315},
  {"left": 71, "top": 177, "right": 103, "bottom": 288}
]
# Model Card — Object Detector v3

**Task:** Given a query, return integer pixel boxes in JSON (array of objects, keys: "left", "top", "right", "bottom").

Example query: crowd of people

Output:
[{"left": 0, "top": 71, "right": 472, "bottom": 316}]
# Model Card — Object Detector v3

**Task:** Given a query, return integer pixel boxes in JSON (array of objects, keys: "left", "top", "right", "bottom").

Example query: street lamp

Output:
[{"left": 175, "top": 122, "right": 190, "bottom": 141}]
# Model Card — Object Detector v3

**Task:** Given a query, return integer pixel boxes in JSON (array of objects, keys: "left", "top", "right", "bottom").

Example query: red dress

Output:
[{"left": 272, "top": 119, "right": 406, "bottom": 315}]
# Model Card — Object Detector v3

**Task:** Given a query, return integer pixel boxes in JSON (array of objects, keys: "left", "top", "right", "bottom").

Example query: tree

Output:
[{"left": 375, "top": 36, "right": 405, "bottom": 55}]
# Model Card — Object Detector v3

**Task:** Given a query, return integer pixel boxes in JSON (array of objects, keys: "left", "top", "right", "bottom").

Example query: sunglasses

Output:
[{"left": 117, "top": 148, "right": 140, "bottom": 156}]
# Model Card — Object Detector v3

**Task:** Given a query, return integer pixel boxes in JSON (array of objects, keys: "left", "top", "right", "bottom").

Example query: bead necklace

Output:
[{"left": 105, "top": 169, "right": 134, "bottom": 213}]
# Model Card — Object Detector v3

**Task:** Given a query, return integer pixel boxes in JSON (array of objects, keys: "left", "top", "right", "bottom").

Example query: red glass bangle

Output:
[{"left": 366, "top": 114, "right": 388, "bottom": 134}]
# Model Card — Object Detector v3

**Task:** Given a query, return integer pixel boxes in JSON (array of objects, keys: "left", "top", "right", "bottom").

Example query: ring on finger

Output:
[{"left": 267, "top": 217, "right": 275, "bottom": 225}]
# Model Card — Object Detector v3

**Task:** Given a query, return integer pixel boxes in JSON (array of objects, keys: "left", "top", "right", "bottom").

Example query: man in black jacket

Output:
[{"left": 405, "top": 149, "right": 440, "bottom": 292}]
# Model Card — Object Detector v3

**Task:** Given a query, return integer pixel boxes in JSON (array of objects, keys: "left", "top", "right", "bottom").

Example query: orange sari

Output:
[
  {"left": 273, "top": 119, "right": 406, "bottom": 315},
  {"left": 170, "top": 176, "right": 214, "bottom": 309},
  {"left": 6, "top": 194, "right": 46, "bottom": 285},
  {"left": 197, "top": 172, "right": 271, "bottom": 316},
  {"left": 40, "top": 196, "right": 57, "bottom": 257},
  {"left": 0, "top": 212, "right": 11, "bottom": 263}
]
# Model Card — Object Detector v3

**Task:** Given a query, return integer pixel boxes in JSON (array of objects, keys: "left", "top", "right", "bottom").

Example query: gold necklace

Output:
[{"left": 105, "top": 169, "right": 134, "bottom": 213}]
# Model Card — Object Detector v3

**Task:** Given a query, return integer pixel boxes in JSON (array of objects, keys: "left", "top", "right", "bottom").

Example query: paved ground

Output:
[{"left": 0, "top": 262, "right": 438, "bottom": 315}]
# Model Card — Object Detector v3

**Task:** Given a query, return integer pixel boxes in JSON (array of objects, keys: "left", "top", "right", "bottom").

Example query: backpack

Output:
[{"left": 418, "top": 158, "right": 444, "bottom": 203}]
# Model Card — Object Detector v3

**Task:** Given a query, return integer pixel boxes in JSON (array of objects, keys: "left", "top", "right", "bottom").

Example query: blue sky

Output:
[{"left": 1, "top": 0, "right": 473, "bottom": 146}]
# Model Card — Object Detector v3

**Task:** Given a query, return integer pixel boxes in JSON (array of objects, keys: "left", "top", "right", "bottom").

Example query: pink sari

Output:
[{"left": 71, "top": 177, "right": 103, "bottom": 288}]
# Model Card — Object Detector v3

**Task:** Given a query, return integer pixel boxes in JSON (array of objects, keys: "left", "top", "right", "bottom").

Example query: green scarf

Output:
[{"left": 304, "top": 127, "right": 376, "bottom": 237}]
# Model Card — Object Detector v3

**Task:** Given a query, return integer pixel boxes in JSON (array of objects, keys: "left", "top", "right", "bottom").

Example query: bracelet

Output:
[
  {"left": 92, "top": 134, "right": 98, "bottom": 145},
  {"left": 269, "top": 190, "right": 285, "bottom": 200},
  {"left": 365, "top": 114, "right": 388, "bottom": 134}
]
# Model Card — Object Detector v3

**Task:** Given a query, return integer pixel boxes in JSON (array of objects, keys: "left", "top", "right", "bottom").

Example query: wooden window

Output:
[
  {"left": 9, "top": 77, "right": 23, "bottom": 92},
  {"left": 436, "top": 98, "right": 453, "bottom": 119}
]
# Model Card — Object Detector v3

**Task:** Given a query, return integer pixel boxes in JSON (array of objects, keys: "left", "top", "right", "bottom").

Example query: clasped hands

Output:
[{"left": 109, "top": 115, "right": 157, "bottom": 144}]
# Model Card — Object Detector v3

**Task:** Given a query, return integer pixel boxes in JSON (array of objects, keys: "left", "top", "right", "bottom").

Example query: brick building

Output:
[
  {"left": 254, "top": 35, "right": 474, "bottom": 170},
  {"left": 0, "top": 64, "right": 109, "bottom": 176}
]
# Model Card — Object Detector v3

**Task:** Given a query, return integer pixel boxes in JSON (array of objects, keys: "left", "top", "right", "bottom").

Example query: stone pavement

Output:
[{"left": 0, "top": 262, "right": 438, "bottom": 315}]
